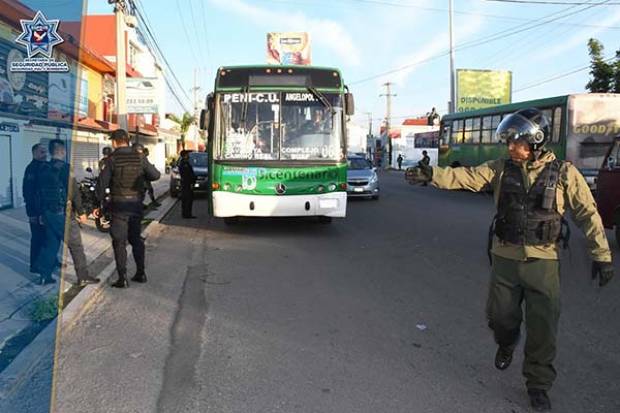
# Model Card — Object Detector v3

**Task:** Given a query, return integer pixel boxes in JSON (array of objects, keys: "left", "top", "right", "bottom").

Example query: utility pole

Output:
[
  {"left": 380, "top": 82, "right": 396, "bottom": 169},
  {"left": 113, "top": 0, "right": 128, "bottom": 130},
  {"left": 448, "top": 0, "right": 456, "bottom": 113},
  {"left": 365, "top": 111, "right": 373, "bottom": 161},
  {"left": 191, "top": 68, "right": 201, "bottom": 118}
]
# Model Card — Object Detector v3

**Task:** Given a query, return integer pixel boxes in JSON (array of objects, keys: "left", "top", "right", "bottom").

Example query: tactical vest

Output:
[
  {"left": 494, "top": 159, "right": 564, "bottom": 246},
  {"left": 110, "top": 150, "right": 144, "bottom": 198},
  {"left": 38, "top": 160, "right": 68, "bottom": 213}
]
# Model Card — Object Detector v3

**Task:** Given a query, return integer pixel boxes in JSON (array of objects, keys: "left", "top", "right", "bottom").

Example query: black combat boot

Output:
[
  {"left": 77, "top": 275, "right": 100, "bottom": 287},
  {"left": 111, "top": 277, "right": 129, "bottom": 288},
  {"left": 528, "top": 389, "right": 551, "bottom": 411},
  {"left": 131, "top": 272, "right": 147, "bottom": 283},
  {"left": 494, "top": 346, "right": 513, "bottom": 370}
]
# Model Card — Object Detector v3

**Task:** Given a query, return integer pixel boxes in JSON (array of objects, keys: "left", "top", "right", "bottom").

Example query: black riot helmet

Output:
[{"left": 495, "top": 108, "right": 550, "bottom": 151}]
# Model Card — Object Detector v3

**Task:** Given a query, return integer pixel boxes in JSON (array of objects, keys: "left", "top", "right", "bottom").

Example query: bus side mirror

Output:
[
  {"left": 200, "top": 109, "right": 210, "bottom": 130},
  {"left": 345, "top": 93, "right": 355, "bottom": 116},
  {"left": 608, "top": 156, "right": 616, "bottom": 170}
]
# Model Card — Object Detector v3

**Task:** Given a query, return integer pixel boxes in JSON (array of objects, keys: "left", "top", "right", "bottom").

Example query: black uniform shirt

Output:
[
  {"left": 97, "top": 146, "right": 160, "bottom": 214},
  {"left": 178, "top": 158, "right": 196, "bottom": 189},
  {"left": 23, "top": 159, "right": 45, "bottom": 217}
]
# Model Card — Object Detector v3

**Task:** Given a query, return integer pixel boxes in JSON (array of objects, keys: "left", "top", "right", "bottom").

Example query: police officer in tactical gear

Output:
[
  {"left": 35, "top": 139, "right": 100, "bottom": 287},
  {"left": 97, "top": 129, "right": 160, "bottom": 288},
  {"left": 99, "top": 146, "right": 112, "bottom": 172},
  {"left": 132, "top": 143, "right": 160, "bottom": 207},
  {"left": 406, "top": 108, "right": 614, "bottom": 411},
  {"left": 23, "top": 143, "right": 47, "bottom": 274},
  {"left": 178, "top": 150, "right": 197, "bottom": 219}
]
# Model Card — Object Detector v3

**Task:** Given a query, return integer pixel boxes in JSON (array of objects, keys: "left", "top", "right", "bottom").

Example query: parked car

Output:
[
  {"left": 346, "top": 155, "right": 379, "bottom": 200},
  {"left": 595, "top": 135, "right": 620, "bottom": 247},
  {"left": 170, "top": 151, "right": 209, "bottom": 197}
]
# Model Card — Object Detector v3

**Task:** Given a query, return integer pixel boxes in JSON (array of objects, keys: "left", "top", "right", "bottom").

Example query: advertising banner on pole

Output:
[
  {"left": 266, "top": 32, "right": 311, "bottom": 65},
  {"left": 456, "top": 69, "right": 512, "bottom": 112},
  {"left": 126, "top": 77, "right": 158, "bottom": 114}
]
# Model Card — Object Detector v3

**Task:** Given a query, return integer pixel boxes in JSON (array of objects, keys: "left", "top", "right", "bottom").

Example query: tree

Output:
[
  {"left": 168, "top": 112, "right": 196, "bottom": 150},
  {"left": 585, "top": 38, "right": 614, "bottom": 93},
  {"left": 614, "top": 48, "right": 620, "bottom": 93}
]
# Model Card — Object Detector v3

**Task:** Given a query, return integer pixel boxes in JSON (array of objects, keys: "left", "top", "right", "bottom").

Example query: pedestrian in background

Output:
[
  {"left": 23, "top": 143, "right": 47, "bottom": 274},
  {"left": 178, "top": 150, "right": 196, "bottom": 219},
  {"left": 419, "top": 150, "right": 430, "bottom": 186},
  {"left": 97, "top": 129, "right": 160, "bottom": 288},
  {"left": 407, "top": 108, "right": 613, "bottom": 411},
  {"left": 397, "top": 153, "right": 404, "bottom": 170},
  {"left": 35, "top": 139, "right": 99, "bottom": 287}
]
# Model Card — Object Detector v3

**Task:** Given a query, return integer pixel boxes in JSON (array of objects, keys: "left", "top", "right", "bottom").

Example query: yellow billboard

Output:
[
  {"left": 267, "top": 32, "right": 311, "bottom": 65},
  {"left": 456, "top": 69, "right": 512, "bottom": 112}
]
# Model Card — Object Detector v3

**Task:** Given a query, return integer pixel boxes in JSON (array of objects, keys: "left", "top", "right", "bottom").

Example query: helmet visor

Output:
[{"left": 495, "top": 113, "right": 539, "bottom": 144}]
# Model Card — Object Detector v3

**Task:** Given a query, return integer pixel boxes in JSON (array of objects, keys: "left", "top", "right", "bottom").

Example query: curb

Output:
[
  {"left": 60, "top": 194, "right": 177, "bottom": 331},
  {"left": 0, "top": 195, "right": 178, "bottom": 401}
]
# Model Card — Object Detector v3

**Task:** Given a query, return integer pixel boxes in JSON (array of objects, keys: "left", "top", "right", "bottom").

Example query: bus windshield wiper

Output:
[
  {"left": 240, "top": 86, "right": 250, "bottom": 130},
  {"left": 307, "top": 87, "right": 334, "bottom": 114}
]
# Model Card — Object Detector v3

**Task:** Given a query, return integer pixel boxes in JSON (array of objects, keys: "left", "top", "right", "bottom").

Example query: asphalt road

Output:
[{"left": 53, "top": 171, "right": 620, "bottom": 413}]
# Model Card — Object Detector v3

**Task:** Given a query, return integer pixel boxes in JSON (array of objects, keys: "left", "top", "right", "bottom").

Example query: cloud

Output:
[
  {"left": 209, "top": 0, "right": 361, "bottom": 66},
  {"left": 375, "top": 12, "right": 485, "bottom": 87},
  {"left": 537, "top": 8, "right": 620, "bottom": 60}
]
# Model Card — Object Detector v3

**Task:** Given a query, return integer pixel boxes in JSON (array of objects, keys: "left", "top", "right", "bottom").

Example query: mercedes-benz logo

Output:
[{"left": 275, "top": 183, "right": 286, "bottom": 195}]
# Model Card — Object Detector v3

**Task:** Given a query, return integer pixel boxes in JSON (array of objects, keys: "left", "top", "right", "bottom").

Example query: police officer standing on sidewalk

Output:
[
  {"left": 97, "top": 129, "right": 160, "bottom": 288},
  {"left": 35, "top": 139, "right": 100, "bottom": 287},
  {"left": 178, "top": 150, "right": 196, "bottom": 219},
  {"left": 407, "top": 108, "right": 614, "bottom": 411},
  {"left": 23, "top": 143, "right": 47, "bottom": 274}
]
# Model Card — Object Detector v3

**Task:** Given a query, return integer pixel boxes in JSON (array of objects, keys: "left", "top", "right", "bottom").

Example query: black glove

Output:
[
  {"left": 405, "top": 164, "right": 432, "bottom": 185},
  {"left": 591, "top": 261, "right": 614, "bottom": 287}
]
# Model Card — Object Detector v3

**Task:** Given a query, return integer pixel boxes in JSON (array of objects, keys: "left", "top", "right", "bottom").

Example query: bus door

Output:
[{"left": 595, "top": 136, "right": 620, "bottom": 235}]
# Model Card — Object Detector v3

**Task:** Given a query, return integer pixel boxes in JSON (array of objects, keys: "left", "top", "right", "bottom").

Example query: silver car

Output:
[{"left": 347, "top": 156, "right": 379, "bottom": 200}]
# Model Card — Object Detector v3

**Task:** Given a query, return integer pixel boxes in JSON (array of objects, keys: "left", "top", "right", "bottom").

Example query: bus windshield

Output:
[{"left": 217, "top": 92, "right": 344, "bottom": 161}]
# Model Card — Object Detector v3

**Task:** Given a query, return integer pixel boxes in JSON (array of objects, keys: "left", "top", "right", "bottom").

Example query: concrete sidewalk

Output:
[{"left": 0, "top": 174, "right": 170, "bottom": 365}]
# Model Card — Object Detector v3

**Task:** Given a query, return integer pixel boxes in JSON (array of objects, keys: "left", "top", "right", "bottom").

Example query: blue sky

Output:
[{"left": 87, "top": 0, "right": 620, "bottom": 133}]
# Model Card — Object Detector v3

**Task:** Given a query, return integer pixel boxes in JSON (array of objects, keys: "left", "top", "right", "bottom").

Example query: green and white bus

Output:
[
  {"left": 439, "top": 93, "right": 620, "bottom": 188},
  {"left": 200, "top": 65, "right": 354, "bottom": 223}
]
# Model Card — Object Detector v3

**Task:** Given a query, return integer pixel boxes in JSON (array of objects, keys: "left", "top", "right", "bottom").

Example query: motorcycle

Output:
[{"left": 79, "top": 167, "right": 111, "bottom": 233}]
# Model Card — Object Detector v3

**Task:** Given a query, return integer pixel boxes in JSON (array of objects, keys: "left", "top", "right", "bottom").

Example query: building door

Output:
[{"left": 0, "top": 135, "right": 13, "bottom": 209}]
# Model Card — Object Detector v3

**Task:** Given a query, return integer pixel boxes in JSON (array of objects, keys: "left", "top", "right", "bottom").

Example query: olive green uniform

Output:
[{"left": 431, "top": 150, "right": 611, "bottom": 391}]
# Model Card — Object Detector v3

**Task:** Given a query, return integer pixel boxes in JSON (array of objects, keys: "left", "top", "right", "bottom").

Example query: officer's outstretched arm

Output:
[
  {"left": 143, "top": 159, "right": 161, "bottom": 182},
  {"left": 431, "top": 160, "right": 500, "bottom": 192},
  {"left": 563, "top": 165, "right": 612, "bottom": 263}
]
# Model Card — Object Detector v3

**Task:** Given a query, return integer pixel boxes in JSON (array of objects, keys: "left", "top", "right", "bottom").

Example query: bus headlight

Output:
[
  {"left": 317, "top": 185, "right": 325, "bottom": 193},
  {"left": 223, "top": 183, "right": 231, "bottom": 191},
  {"left": 327, "top": 183, "right": 336, "bottom": 192}
]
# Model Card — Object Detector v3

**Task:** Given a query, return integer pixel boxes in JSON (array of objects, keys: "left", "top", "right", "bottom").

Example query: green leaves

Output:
[{"left": 585, "top": 38, "right": 619, "bottom": 93}]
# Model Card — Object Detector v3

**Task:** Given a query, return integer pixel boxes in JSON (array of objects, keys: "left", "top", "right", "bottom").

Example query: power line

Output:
[
  {"left": 487, "top": 0, "right": 620, "bottom": 4},
  {"left": 350, "top": 0, "right": 611, "bottom": 85},
  {"left": 514, "top": 56, "right": 616, "bottom": 92},
  {"left": 175, "top": 0, "right": 202, "bottom": 69},
  {"left": 131, "top": 0, "right": 193, "bottom": 112}
]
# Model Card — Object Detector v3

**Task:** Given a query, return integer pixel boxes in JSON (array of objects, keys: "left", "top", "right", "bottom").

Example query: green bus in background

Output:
[
  {"left": 200, "top": 65, "right": 355, "bottom": 224},
  {"left": 439, "top": 93, "right": 620, "bottom": 189}
]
